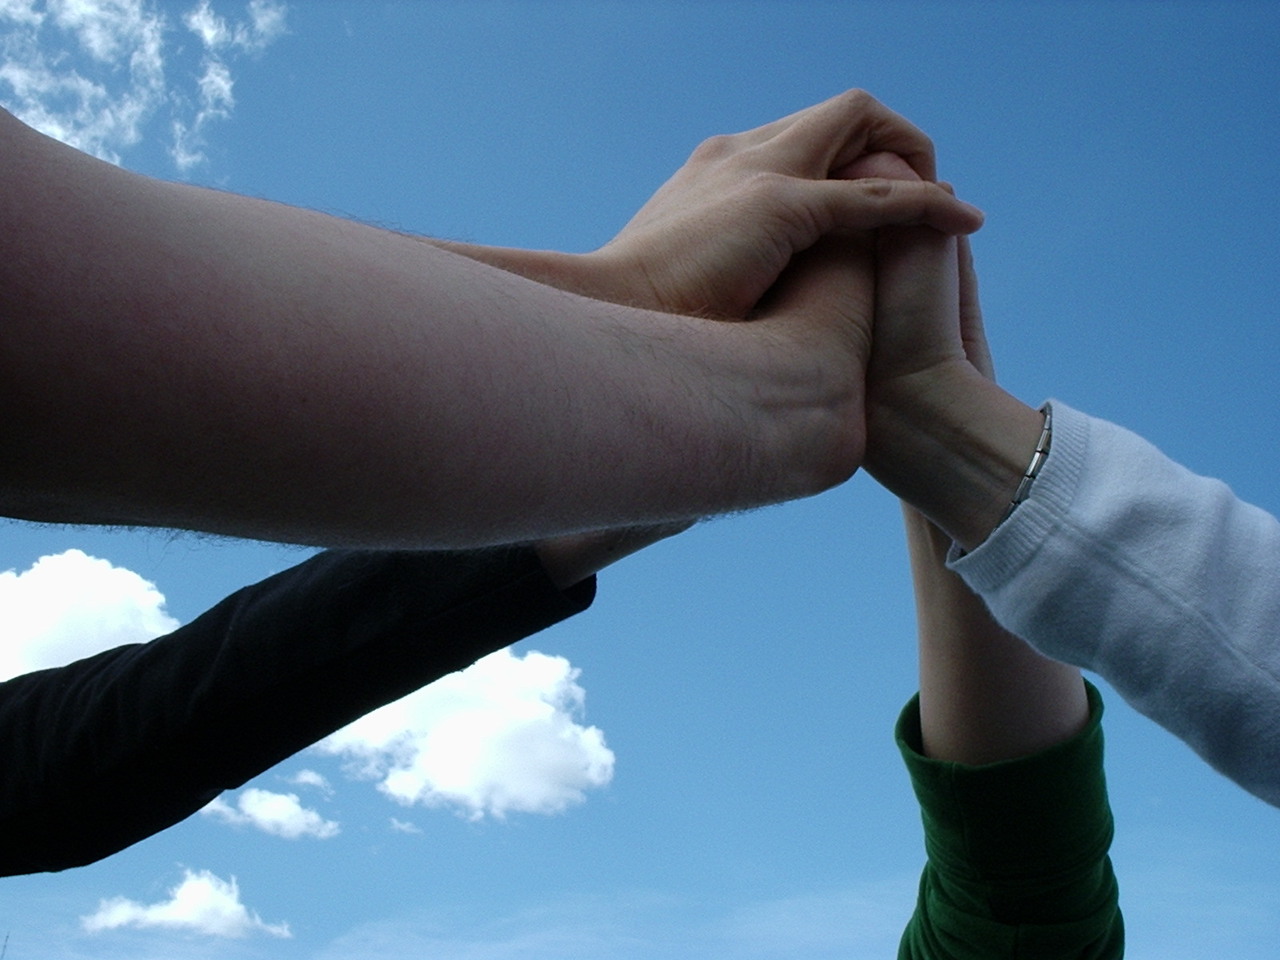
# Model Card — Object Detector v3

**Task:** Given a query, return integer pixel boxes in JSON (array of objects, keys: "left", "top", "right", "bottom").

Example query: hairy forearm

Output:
[{"left": 0, "top": 112, "right": 846, "bottom": 547}]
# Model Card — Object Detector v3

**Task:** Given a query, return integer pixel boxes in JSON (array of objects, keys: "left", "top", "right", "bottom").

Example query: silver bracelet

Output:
[{"left": 997, "top": 403, "right": 1053, "bottom": 527}]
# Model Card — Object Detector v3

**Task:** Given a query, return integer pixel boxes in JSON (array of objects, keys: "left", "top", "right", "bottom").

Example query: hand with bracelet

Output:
[
  {"left": 836, "top": 157, "right": 1119, "bottom": 957},
  {"left": 423, "top": 91, "right": 985, "bottom": 585},
  {"left": 861, "top": 158, "right": 1280, "bottom": 812},
  {"left": 861, "top": 222, "right": 1050, "bottom": 550}
]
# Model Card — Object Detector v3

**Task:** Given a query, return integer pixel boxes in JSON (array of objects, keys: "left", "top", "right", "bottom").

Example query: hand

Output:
[
  {"left": 430, "top": 90, "right": 982, "bottom": 320},
  {"left": 591, "top": 90, "right": 982, "bottom": 318},
  {"left": 437, "top": 93, "right": 984, "bottom": 580},
  {"left": 863, "top": 218, "right": 1045, "bottom": 549},
  {"left": 533, "top": 227, "right": 882, "bottom": 585},
  {"left": 534, "top": 521, "right": 693, "bottom": 590}
]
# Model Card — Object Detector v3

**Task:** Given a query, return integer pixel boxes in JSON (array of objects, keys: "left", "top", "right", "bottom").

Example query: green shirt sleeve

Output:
[{"left": 896, "top": 682, "right": 1123, "bottom": 960}]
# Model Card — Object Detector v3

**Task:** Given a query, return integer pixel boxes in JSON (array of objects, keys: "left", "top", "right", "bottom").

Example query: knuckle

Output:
[
  {"left": 741, "top": 169, "right": 787, "bottom": 198},
  {"left": 836, "top": 88, "right": 877, "bottom": 112},
  {"left": 741, "top": 172, "right": 822, "bottom": 235},
  {"left": 689, "top": 132, "right": 738, "bottom": 163}
]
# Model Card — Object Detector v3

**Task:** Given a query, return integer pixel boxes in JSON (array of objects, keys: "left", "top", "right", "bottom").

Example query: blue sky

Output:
[{"left": 2, "top": 1, "right": 1279, "bottom": 957}]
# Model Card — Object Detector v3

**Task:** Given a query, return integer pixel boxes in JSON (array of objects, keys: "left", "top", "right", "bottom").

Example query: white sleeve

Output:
[{"left": 950, "top": 401, "right": 1280, "bottom": 807}]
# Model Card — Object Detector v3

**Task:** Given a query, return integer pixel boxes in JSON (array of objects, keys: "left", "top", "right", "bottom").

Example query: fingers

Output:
[
  {"left": 957, "top": 235, "right": 996, "bottom": 379},
  {"left": 769, "top": 90, "right": 938, "bottom": 180},
  {"left": 762, "top": 233, "right": 873, "bottom": 321},
  {"left": 699, "top": 90, "right": 937, "bottom": 181},
  {"left": 799, "top": 177, "right": 984, "bottom": 237},
  {"left": 876, "top": 226, "right": 958, "bottom": 319},
  {"left": 686, "top": 94, "right": 976, "bottom": 237},
  {"left": 834, "top": 150, "right": 920, "bottom": 182}
]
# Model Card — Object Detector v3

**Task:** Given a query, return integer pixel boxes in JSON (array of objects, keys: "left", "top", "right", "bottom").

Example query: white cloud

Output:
[
  {"left": 184, "top": 0, "right": 285, "bottom": 54},
  {"left": 288, "top": 768, "right": 333, "bottom": 793},
  {"left": 0, "top": 0, "right": 167, "bottom": 162},
  {"left": 246, "top": 0, "right": 285, "bottom": 46},
  {"left": 0, "top": 0, "right": 287, "bottom": 168},
  {"left": 319, "top": 649, "right": 615, "bottom": 820},
  {"left": 0, "top": 0, "right": 45, "bottom": 28},
  {"left": 172, "top": 0, "right": 286, "bottom": 169},
  {"left": 81, "top": 868, "right": 291, "bottom": 939},
  {"left": 0, "top": 549, "right": 178, "bottom": 681},
  {"left": 202, "top": 787, "right": 339, "bottom": 839},
  {"left": 48, "top": 0, "right": 163, "bottom": 64},
  {"left": 389, "top": 817, "right": 422, "bottom": 835}
]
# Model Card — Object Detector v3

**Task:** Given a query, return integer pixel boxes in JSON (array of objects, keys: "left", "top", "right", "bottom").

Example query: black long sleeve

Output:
[{"left": 0, "top": 547, "right": 594, "bottom": 875}]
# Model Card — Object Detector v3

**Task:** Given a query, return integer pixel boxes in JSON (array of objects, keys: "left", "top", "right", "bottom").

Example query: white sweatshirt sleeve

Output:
[{"left": 950, "top": 402, "right": 1280, "bottom": 807}]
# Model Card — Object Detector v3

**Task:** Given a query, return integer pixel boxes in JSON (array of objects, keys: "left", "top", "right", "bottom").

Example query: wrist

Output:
[
  {"left": 534, "top": 521, "right": 694, "bottom": 589},
  {"left": 866, "top": 361, "right": 1044, "bottom": 551},
  {"left": 426, "top": 240, "right": 606, "bottom": 301},
  {"left": 460, "top": 245, "right": 665, "bottom": 314}
]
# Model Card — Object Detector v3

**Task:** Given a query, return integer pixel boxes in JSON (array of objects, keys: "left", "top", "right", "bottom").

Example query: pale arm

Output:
[
  {"left": 881, "top": 229, "right": 1119, "bottom": 959},
  {"left": 867, "top": 178, "right": 1280, "bottom": 808},
  {"left": 890, "top": 230, "right": 1087, "bottom": 762},
  {"left": 906, "top": 506, "right": 1088, "bottom": 763},
  {"left": 0, "top": 96, "right": 979, "bottom": 549},
  {"left": 860, "top": 178, "right": 1042, "bottom": 551}
]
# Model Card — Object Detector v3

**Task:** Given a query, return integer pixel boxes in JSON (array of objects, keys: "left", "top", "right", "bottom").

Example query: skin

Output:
[
  {"left": 0, "top": 91, "right": 981, "bottom": 552},
  {"left": 863, "top": 222, "right": 1047, "bottom": 552},
  {"left": 872, "top": 206, "right": 1088, "bottom": 761}
]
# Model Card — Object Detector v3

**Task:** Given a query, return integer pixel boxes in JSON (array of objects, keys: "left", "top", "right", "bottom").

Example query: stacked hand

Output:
[
  {"left": 0, "top": 88, "right": 1009, "bottom": 554},
  {"left": 431, "top": 90, "right": 1001, "bottom": 581}
]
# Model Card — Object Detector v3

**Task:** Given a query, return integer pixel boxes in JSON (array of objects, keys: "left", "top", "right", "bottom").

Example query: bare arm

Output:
[
  {"left": 862, "top": 233, "right": 1046, "bottom": 551},
  {"left": 0, "top": 93, "right": 980, "bottom": 550},
  {"left": 882, "top": 225, "right": 1088, "bottom": 760},
  {"left": 906, "top": 505, "right": 1088, "bottom": 763}
]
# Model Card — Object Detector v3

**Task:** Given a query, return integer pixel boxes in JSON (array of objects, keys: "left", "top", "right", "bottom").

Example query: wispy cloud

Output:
[
  {"left": 310, "top": 892, "right": 681, "bottom": 960},
  {"left": 318, "top": 648, "right": 615, "bottom": 821},
  {"left": 287, "top": 767, "right": 334, "bottom": 794},
  {"left": 183, "top": 0, "right": 285, "bottom": 53},
  {"left": 0, "top": 0, "right": 287, "bottom": 169},
  {"left": 308, "top": 882, "right": 919, "bottom": 960},
  {"left": 202, "top": 787, "right": 340, "bottom": 839},
  {"left": 171, "top": 0, "right": 287, "bottom": 169},
  {"left": 708, "top": 881, "right": 918, "bottom": 957},
  {"left": 0, "top": 549, "right": 178, "bottom": 681},
  {"left": 81, "top": 868, "right": 292, "bottom": 939}
]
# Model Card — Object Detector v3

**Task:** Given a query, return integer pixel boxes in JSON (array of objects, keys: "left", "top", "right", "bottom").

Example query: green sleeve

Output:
[{"left": 896, "top": 682, "right": 1123, "bottom": 960}]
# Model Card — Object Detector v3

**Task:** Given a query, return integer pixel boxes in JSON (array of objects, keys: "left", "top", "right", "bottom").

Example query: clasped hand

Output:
[
  {"left": 439, "top": 90, "right": 996, "bottom": 580},
  {"left": 443, "top": 89, "right": 985, "bottom": 494}
]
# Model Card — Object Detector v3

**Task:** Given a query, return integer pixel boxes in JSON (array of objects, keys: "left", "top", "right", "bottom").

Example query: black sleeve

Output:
[{"left": 0, "top": 547, "right": 594, "bottom": 876}]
